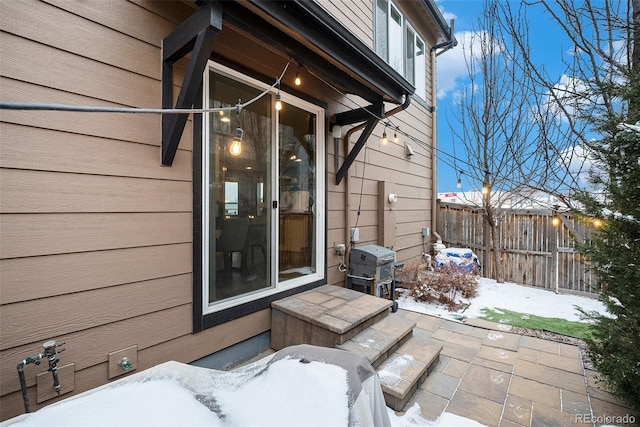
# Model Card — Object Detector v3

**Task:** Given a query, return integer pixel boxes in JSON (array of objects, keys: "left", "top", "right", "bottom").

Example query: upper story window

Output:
[{"left": 374, "top": 0, "right": 427, "bottom": 100}]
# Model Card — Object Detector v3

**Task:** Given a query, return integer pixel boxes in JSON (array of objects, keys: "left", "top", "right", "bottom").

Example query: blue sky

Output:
[{"left": 434, "top": 0, "right": 574, "bottom": 193}]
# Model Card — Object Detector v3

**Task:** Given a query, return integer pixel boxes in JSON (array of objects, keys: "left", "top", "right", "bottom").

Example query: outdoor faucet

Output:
[
  {"left": 16, "top": 339, "right": 66, "bottom": 413},
  {"left": 42, "top": 340, "right": 65, "bottom": 394}
]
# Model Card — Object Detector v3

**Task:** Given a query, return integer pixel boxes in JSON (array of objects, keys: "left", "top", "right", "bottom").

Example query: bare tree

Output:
[
  {"left": 499, "top": 0, "right": 637, "bottom": 198},
  {"left": 499, "top": 0, "right": 640, "bottom": 408},
  {"left": 448, "top": 0, "right": 545, "bottom": 282}
]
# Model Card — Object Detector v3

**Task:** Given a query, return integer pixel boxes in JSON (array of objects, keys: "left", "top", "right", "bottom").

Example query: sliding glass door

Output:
[{"left": 202, "top": 62, "right": 324, "bottom": 314}]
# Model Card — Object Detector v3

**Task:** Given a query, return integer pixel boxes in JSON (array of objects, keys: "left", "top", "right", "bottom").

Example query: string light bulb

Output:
[
  {"left": 230, "top": 100, "right": 242, "bottom": 156},
  {"left": 294, "top": 63, "right": 302, "bottom": 86},
  {"left": 393, "top": 131, "right": 398, "bottom": 143},
  {"left": 552, "top": 205, "right": 561, "bottom": 227},
  {"left": 230, "top": 127, "right": 243, "bottom": 156},
  {"left": 275, "top": 92, "right": 282, "bottom": 111},
  {"left": 457, "top": 178, "right": 462, "bottom": 189},
  {"left": 381, "top": 130, "right": 388, "bottom": 145},
  {"left": 481, "top": 182, "right": 490, "bottom": 195}
]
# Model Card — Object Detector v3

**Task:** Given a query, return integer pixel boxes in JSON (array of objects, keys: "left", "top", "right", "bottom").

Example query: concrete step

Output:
[
  {"left": 271, "top": 285, "right": 392, "bottom": 350},
  {"left": 336, "top": 314, "right": 416, "bottom": 368},
  {"left": 377, "top": 336, "right": 443, "bottom": 411}
]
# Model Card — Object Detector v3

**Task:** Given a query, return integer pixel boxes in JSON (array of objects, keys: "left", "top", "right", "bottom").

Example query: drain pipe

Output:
[
  {"left": 433, "top": 19, "right": 457, "bottom": 57},
  {"left": 342, "top": 95, "right": 412, "bottom": 285},
  {"left": 16, "top": 340, "right": 65, "bottom": 413},
  {"left": 16, "top": 362, "right": 30, "bottom": 413},
  {"left": 429, "top": 19, "right": 457, "bottom": 252}
]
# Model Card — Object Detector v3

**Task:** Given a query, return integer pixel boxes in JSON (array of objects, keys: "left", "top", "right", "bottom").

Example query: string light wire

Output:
[
  {"left": 0, "top": 62, "right": 291, "bottom": 115},
  {"left": 305, "top": 66, "right": 580, "bottom": 210},
  {"left": 1, "top": 59, "right": 580, "bottom": 209}
]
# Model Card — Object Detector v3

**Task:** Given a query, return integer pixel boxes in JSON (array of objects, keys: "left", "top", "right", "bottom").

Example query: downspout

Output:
[
  {"left": 433, "top": 20, "right": 457, "bottom": 57},
  {"left": 430, "top": 20, "right": 456, "bottom": 248},
  {"left": 342, "top": 95, "right": 412, "bottom": 286},
  {"left": 430, "top": 48, "right": 439, "bottom": 254}
]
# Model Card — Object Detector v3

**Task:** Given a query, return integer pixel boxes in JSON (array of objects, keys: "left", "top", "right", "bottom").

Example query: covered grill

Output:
[{"left": 348, "top": 245, "right": 398, "bottom": 312}]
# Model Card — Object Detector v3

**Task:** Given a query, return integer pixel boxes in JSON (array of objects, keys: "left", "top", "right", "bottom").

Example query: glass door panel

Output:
[
  {"left": 278, "top": 104, "right": 317, "bottom": 282},
  {"left": 207, "top": 71, "right": 272, "bottom": 303}
]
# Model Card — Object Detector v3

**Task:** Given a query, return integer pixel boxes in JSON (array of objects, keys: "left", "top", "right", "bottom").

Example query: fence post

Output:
[
  {"left": 483, "top": 212, "right": 490, "bottom": 278},
  {"left": 551, "top": 210, "right": 560, "bottom": 293}
]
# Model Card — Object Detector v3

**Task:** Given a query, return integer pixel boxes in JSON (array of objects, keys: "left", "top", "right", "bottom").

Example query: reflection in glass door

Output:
[
  {"left": 278, "top": 104, "right": 316, "bottom": 282},
  {"left": 202, "top": 62, "right": 325, "bottom": 314},
  {"left": 205, "top": 71, "right": 272, "bottom": 304}
]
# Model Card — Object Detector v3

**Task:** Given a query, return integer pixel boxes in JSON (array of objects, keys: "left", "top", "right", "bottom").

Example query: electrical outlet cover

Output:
[{"left": 108, "top": 345, "right": 138, "bottom": 379}]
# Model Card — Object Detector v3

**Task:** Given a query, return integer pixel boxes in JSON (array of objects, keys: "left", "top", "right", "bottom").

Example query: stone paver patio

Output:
[{"left": 396, "top": 310, "right": 638, "bottom": 427}]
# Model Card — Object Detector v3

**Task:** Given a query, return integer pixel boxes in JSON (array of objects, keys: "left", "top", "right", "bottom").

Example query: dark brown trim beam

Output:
[
  {"left": 335, "top": 116, "right": 381, "bottom": 185},
  {"left": 161, "top": 1, "right": 222, "bottom": 166},
  {"left": 334, "top": 103, "right": 384, "bottom": 127}
]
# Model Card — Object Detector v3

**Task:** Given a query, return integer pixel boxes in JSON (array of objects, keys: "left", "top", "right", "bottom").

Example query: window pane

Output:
[
  {"left": 278, "top": 104, "right": 317, "bottom": 282},
  {"left": 206, "top": 71, "right": 272, "bottom": 304},
  {"left": 389, "top": 4, "right": 403, "bottom": 74},
  {"left": 415, "top": 37, "right": 426, "bottom": 99},
  {"left": 374, "top": 0, "right": 388, "bottom": 61},
  {"left": 405, "top": 26, "right": 415, "bottom": 85}
]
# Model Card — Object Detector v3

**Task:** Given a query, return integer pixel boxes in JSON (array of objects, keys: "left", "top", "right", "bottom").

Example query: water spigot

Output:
[
  {"left": 17, "top": 339, "right": 66, "bottom": 413},
  {"left": 42, "top": 340, "right": 65, "bottom": 394}
]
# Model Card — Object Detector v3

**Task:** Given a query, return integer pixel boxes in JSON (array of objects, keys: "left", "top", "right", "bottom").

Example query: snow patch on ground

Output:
[{"left": 397, "top": 277, "right": 608, "bottom": 323}]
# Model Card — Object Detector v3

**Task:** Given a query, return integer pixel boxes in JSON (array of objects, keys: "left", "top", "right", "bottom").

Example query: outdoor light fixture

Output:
[
  {"left": 230, "top": 127, "right": 243, "bottom": 156},
  {"left": 230, "top": 100, "right": 243, "bottom": 156},
  {"left": 275, "top": 92, "right": 282, "bottom": 111},
  {"left": 381, "top": 131, "right": 388, "bottom": 145},
  {"left": 457, "top": 178, "right": 462, "bottom": 189},
  {"left": 481, "top": 183, "right": 490, "bottom": 195},
  {"left": 393, "top": 131, "right": 398, "bottom": 143},
  {"left": 294, "top": 63, "right": 302, "bottom": 86},
  {"left": 551, "top": 204, "right": 561, "bottom": 227},
  {"left": 404, "top": 142, "right": 414, "bottom": 157}
]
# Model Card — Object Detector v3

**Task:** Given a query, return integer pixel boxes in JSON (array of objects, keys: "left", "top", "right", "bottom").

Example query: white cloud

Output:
[
  {"left": 436, "top": 30, "right": 502, "bottom": 100},
  {"left": 441, "top": 11, "right": 457, "bottom": 22},
  {"left": 557, "top": 142, "right": 599, "bottom": 187},
  {"left": 542, "top": 74, "right": 596, "bottom": 122},
  {"left": 435, "top": 0, "right": 457, "bottom": 23}
]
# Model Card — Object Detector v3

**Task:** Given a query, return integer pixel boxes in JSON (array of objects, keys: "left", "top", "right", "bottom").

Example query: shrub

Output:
[{"left": 397, "top": 261, "right": 478, "bottom": 311}]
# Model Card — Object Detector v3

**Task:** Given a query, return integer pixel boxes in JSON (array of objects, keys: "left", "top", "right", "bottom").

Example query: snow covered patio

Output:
[
  {"left": 270, "top": 284, "right": 637, "bottom": 426},
  {"left": 395, "top": 311, "right": 637, "bottom": 426}
]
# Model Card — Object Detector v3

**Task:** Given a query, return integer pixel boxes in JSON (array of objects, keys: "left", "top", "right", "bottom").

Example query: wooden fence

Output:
[{"left": 436, "top": 201, "right": 600, "bottom": 295}]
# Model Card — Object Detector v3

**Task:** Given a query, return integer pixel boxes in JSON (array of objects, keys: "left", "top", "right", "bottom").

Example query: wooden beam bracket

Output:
[
  {"left": 161, "top": 1, "right": 222, "bottom": 166},
  {"left": 334, "top": 101, "right": 384, "bottom": 185}
]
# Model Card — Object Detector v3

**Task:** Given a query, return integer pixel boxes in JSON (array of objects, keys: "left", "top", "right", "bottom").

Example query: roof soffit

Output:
[{"left": 236, "top": 0, "right": 414, "bottom": 105}]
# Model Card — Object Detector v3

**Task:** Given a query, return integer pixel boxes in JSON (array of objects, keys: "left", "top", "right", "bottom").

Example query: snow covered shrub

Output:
[{"left": 396, "top": 261, "right": 478, "bottom": 311}]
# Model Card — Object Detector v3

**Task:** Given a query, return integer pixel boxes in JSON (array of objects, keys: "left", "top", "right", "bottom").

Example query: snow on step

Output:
[
  {"left": 378, "top": 354, "right": 416, "bottom": 387},
  {"left": 377, "top": 336, "right": 443, "bottom": 411},
  {"left": 336, "top": 315, "right": 416, "bottom": 368}
]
